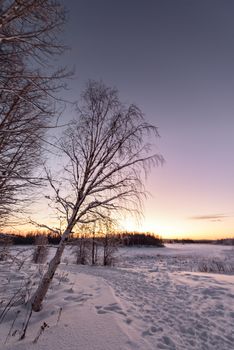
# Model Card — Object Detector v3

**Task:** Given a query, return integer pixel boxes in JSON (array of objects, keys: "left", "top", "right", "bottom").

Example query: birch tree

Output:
[
  {"left": 0, "top": 0, "right": 68, "bottom": 224},
  {"left": 31, "top": 80, "right": 164, "bottom": 311}
]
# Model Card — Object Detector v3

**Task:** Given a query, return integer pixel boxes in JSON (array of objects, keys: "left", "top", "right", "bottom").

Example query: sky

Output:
[{"left": 39, "top": 0, "right": 234, "bottom": 239}]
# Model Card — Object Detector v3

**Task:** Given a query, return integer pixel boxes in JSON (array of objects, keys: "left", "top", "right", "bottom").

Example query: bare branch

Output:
[
  {"left": 0, "top": 0, "right": 69, "bottom": 225},
  {"left": 31, "top": 80, "right": 164, "bottom": 311}
]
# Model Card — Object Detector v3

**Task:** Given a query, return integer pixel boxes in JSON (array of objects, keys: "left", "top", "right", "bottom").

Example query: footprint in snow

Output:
[{"left": 95, "top": 303, "right": 127, "bottom": 316}]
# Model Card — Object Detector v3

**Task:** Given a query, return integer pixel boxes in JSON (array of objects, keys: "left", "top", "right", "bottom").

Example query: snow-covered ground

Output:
[{"left": 0, "top": 244, "right": 233, "bottom": 350}]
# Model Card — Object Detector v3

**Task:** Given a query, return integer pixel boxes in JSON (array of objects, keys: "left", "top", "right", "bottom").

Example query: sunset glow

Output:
[{"left": 6, "top": 0, "right": 234, "bottom": 240}]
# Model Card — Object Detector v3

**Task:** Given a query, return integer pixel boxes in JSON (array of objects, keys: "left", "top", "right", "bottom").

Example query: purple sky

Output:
[{"left": 53, "top": 0, "right": 234, "bottom": 238}]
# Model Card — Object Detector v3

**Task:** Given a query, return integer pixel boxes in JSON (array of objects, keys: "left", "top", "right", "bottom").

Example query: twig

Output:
[
  {"left": 33, "top": 322, "right": 49, "bottom": 344},
  {"left": 19, "top": 304, "right": 33, "bottom": 340},
  {"left": 56, "top": 307, "right": 62, "bottom": 325},
  {"left": 0, "top": 287, "right": 23, "bottom": 324},
  {"left": 4, "top": 310, "right": 21, "bottom": 344}
]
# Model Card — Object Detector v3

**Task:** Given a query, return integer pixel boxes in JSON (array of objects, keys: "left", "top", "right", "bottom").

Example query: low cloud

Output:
[{"left": 189, "top": 214, "right": 228, "bottom": 221}]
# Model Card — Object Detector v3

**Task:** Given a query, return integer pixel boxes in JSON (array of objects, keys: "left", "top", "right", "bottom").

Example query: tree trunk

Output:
[{"left": 31, "top": 229, "right": 70, "bottom": 312}]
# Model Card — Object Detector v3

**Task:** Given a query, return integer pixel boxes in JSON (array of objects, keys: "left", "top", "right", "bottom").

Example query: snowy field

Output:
[{"left": 0, "top": 244, "right": 233, "bottom": 350}]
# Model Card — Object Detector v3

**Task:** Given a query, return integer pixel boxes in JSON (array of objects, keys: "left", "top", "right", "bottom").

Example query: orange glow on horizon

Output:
[
  {"left": 7, "top": 197, "right": 234, "bottom": 241},
  {"left": 119, "top": 216, "right": 234, "bottom": 240},
  {"left": 6, "top": 219, "right": 234, "bottom": 241}
]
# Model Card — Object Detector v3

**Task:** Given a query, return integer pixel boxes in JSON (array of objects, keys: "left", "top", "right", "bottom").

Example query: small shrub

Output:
[
  {"left": 102, "top": 234, "right": 119, "bottom": 266},
  {"left": 32, "top": 235, "right": 48, "bottom": 264},
  {"left": 0, "top": 235, "right": 12, "bottom": 261},
  {"left": 73, "top": 237, "right": 92, "bottom": 265},
  {"left": 198, "top": 259, "right": 234, "bottom": 274}
]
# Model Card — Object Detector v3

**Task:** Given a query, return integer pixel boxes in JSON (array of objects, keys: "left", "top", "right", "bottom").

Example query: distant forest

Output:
[
  {"left": 0, "top": 231, "right": 165, "bottom": 247},
  {"left": 164, "top": 238, "right": 234, "bottom": 245},
  {"left": 1, "top": 232, "right": 233, "bottom": 246}
]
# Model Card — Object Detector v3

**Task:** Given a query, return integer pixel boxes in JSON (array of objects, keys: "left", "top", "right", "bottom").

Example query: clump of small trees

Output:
[
  {"left": 74, "top": 225, "right": 92, "bottom": 265},
  {"left": 102, "top": 233, "right": 119, "bottom": 266},
  {"left": 74, "top": 218, "right": 119, "bottom": 266}
]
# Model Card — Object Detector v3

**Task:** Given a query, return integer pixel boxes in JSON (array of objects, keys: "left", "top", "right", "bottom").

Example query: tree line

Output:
[{"left": 0, "top": 231, "right": 164, "bottom": 247}]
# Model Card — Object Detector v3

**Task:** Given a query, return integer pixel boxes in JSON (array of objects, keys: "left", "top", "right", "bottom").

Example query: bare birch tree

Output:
[
  {"left": 31, "top": 80, "right": 164, "bottom": 311},
  {"left": 0, "top": 0, "right": 68, "bottom": 225}
]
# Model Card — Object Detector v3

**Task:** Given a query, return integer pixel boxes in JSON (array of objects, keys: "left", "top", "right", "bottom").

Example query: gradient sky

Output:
[{"left": 43, "top": 0, "right": 234, "bottom": 239}]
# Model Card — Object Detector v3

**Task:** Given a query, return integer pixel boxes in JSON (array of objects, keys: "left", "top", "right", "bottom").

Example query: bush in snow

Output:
[
  {"left": 198, "top": 258, "right": 234, "bottom": 274},
  {"left": 0, "top": 235, "right": 12, "bottom": 261},
  {"left": 32, "top": 235, "right": 48, "bottom": 264},
  {"left": 74, "top": 236, "right": 92, "bottom": 265}
]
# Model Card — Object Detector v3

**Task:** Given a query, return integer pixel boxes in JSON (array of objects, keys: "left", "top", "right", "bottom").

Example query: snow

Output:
[{"left": 0, "top": 244, "right": 233, "bottom": 349}]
